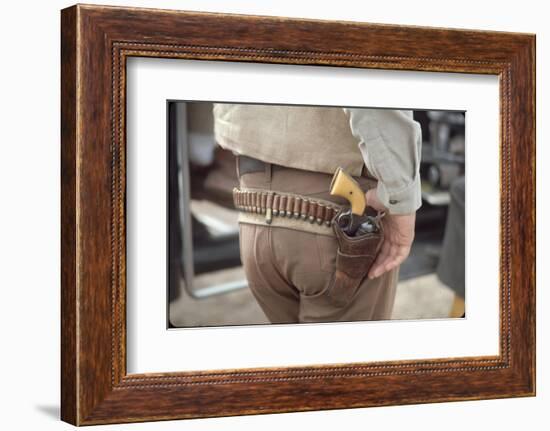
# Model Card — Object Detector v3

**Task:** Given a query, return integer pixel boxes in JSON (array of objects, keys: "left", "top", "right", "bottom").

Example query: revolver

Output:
[{"left": 329, "top": 167, "right": 383, "bottom": 236}]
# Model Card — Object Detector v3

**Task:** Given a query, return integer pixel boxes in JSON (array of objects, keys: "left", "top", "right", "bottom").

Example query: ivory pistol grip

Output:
[{"left": 330, "top": 167, "right": 367, "bottom": 216}]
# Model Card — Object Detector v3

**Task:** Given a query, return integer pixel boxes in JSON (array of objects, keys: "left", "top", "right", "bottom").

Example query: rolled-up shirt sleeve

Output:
[{"left": 343, "top": 108, "right": 422, "bottom": 215}]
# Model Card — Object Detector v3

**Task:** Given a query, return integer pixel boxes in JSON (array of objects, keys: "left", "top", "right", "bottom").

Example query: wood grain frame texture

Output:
[{"left": 60, "top": 3, "right": 535, "bottom": 426}]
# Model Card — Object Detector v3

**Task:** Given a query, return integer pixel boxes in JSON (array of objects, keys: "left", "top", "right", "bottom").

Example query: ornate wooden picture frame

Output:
[{"left": 61, "top": 4, "right": 535, "bottom": 425}]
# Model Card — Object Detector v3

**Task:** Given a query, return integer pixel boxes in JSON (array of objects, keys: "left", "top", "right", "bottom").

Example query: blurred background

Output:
[{"left": 168, "top": 102, "right": 466, "bottom": 328}]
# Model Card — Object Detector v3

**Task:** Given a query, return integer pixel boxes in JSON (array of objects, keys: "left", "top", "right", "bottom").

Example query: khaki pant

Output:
[{"left": 238, "top": 163, "right": 399, "bottom": 324}]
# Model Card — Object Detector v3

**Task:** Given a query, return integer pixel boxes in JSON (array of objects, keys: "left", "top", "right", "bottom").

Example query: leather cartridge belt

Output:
[{"left": 232, "top": 187, "right": 342, "bottom": 227}]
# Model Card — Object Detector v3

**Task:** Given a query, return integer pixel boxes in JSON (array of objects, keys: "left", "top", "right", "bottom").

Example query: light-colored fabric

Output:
[
  {"left": 213, "top": 104, "right": 364, "bottom": 176},
  {"left": 213, "top": 103, "right": 422, "bottom": 215},
  {"left": 345, "top": 108, "right": 423, "bottom": 214}
]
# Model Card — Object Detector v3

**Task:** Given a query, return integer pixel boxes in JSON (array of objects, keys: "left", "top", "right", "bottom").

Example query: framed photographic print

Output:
[{"left": 61, "top": 4, "right": 535, "bottom": 425}]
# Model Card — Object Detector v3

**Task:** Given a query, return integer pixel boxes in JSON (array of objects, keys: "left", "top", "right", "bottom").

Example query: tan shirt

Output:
[
  {"left": 213, "top": 104, "right": 422, "bottom": 214},
  {"left": 345, "top": 108, "right": 422, "bottom": 215}
]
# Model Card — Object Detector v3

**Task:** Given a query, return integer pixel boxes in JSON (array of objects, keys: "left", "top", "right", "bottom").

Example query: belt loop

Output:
[
  {"left": 235, "top": 155, "right": 241, "bottom": 178},
  {"left": 265, "top": 162, "right": 272, "bottom": 184}
]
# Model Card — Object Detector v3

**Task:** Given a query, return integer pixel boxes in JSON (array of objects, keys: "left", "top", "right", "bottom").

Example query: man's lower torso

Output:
[{"left": 234, "top": 156, "right": 399, "bottom": 324}]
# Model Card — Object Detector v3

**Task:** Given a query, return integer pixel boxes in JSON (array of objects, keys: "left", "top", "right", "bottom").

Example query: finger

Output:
[
  {"left": 393, "top": 244, "right": 411, "bottom": 265},
  {"left": 374, "top": 240, "right": 392, "bottom": 267},
  {"left": 380, "top": 243, "right": 401, "bottom": 273},
  {"left": 373, "top": 243, "right": 406, "bottom": 278},
  {"left": 372, "top": 242, "right": 393, "bottom": 278},
  {"left": 382, "top": 245, "right": 411, "bottom": 273},
  {"left": 365, "top": 189, "right": 386, "bottom": 213},
  {"left": 368, "top": 241, "right": 392, "bottom": 278}
]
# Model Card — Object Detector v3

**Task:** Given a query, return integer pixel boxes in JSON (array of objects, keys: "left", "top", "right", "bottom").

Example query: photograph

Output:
[
  {"left": 168, "top": 101, "right": 466, "bottom": 327},
  {"left": 55, "top": 3, "right": 535, "bottom": 424}
]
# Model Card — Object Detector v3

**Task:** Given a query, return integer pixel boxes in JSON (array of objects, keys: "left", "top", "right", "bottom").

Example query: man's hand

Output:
[{"left": 365, "top": 189, "right": 416, "bottom": 279}]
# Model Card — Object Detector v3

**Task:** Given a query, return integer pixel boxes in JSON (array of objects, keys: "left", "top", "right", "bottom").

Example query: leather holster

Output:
[{"left": 326, "top": 208, "right": 384, "bottom": 306}]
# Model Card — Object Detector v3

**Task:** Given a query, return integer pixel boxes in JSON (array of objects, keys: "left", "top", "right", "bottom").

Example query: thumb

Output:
[{"left": 365, "top": 188, "right": 387, "bottom": 213}]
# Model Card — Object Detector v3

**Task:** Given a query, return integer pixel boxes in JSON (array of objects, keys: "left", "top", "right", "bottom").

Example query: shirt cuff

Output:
[{"left": 375, "top": 174, "right": 422, "bottom": 215}]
